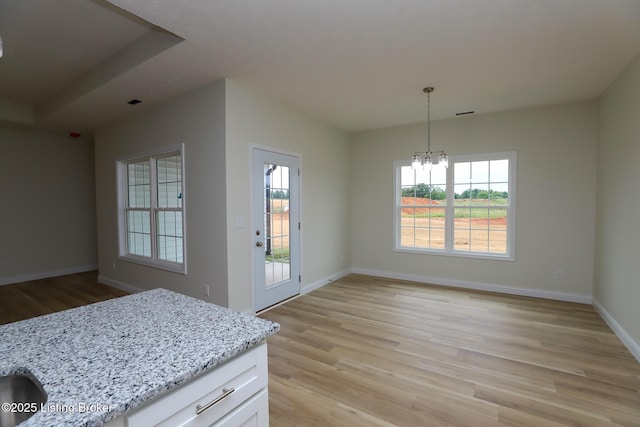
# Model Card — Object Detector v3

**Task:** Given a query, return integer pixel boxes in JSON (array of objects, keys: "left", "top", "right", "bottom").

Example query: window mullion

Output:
[
  {"left": 150, "top": 156, "right": 158, "bottom": 262},
  {"left": 445, "top": 162, "right": 454, "bottom": 252}
]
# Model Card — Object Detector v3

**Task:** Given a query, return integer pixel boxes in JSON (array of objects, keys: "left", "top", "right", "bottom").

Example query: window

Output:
[
  {"left": 395, "top": 151, "right": 515, "bottom": 260},
  {"left": 117, "top": 145, "right": 185, "bottom": 273}
]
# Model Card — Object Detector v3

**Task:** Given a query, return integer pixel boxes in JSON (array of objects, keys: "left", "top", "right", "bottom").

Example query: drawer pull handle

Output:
[{"left": 196, "top": 388, "right": 235, "bottom": 415}]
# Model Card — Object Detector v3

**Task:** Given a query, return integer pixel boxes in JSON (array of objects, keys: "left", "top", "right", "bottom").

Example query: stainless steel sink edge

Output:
[{"left": 0, "top": 368, "right": 48, "bottom": 427}]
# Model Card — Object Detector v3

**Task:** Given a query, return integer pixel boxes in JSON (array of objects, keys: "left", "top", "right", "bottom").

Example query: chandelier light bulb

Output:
[
  {"left": 439, "top": 152, "right": 448, "bottom": 168},
  {"left": 412, "top": 154, "right": 422, "bottom": 169},
  {"left": 425, "top": 156, "right": 433, "bottom": 171}
]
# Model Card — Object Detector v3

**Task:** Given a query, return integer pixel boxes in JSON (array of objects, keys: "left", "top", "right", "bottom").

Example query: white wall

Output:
[
  {"left": 350, "top": 101, "right": 598, "bottom": 301},
  {"left": 0, "top": 128, "right": 97, "bottom": 284},
  {"left": 595, "top": 51, "right": 640, "bottom": 353},
  {"left": 225, "top": 81, "right": 351, "bottom": 312},
  {"left": 94, "top": 80, "right": 229, "bottom": 305}
]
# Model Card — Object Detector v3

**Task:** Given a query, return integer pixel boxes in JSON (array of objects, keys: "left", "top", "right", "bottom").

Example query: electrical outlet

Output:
[
  {"left": 555, "top": 269, "right": 565, "bottom": 280},
  {"left": 203, "top": 284, "right": 210, "bottom": 297}
]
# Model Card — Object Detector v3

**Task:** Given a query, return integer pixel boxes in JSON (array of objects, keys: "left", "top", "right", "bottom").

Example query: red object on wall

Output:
[{"left": 69, "top": 132, "right": 81, "bottom": 138}]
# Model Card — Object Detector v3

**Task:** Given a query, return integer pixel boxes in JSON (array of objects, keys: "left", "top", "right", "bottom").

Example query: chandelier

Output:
[{"left": 411, "top": 87, "right": 448, "bottom": 170}]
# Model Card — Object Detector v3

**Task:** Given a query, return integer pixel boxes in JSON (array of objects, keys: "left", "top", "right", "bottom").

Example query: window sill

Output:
[
  {"left": 118, "top": 255, "right": 187, "bottom": 274},
  {"left": 393, "top": 247, "right": 514, "bottom": 262}
]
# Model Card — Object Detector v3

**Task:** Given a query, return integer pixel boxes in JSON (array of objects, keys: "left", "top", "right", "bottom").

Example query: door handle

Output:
[
  {"left": 196, "top": 388, "right": 235, "bottom": 415},
  {"left": 256, "top": 241, "right": 263, "bottom": 247}
]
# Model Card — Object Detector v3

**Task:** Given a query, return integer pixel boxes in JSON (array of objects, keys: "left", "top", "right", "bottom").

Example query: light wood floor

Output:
[
  {"left": 259, "top": 274, "right": 640, "bottom": 427},
  {"left": 3, "top": 273, "right": 640, "bottom": 426}
]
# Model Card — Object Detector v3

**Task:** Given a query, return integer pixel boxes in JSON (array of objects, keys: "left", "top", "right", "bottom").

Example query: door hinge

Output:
[
  {"left": 298, "top": 222, "right": 301, "bottom": 230},
  {"left": 299, "top": 275, "right": 302, "bottom": 283},
  {"left": 298, "top": 168, "right": 300, "bottom": 176}
]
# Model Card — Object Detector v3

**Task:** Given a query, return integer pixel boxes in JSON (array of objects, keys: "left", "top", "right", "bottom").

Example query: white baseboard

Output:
[
  {"left": 0, "top": 265, "right": 98, "bottom": 286},
  {"left": 592, "top": 298, "right": 640, "bottom": 364},
  {"left": 235, "top": 268, "right": 362, "bottom": 315},
  {"left": 301, "top": 268, "right": 352, "bottom": 295},
  {"left": 98, "top": 275, "right": 145, "bottom": 294},
  {"left": 350, "top": 267, "right": 593, "bottom": 305}
]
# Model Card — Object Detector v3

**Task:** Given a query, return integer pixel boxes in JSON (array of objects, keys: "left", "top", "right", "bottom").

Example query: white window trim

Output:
[
  {"left": 394, "top": 151, "right": 516, "bottom": 261},
  {"left": 116, "top": 144, "right": 187, "bottom": 274}
]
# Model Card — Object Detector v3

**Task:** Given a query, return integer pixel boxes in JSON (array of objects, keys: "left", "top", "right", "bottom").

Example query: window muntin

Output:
[
  {"left": 119, "top": 147, "right": 185, "bottom": 273},
  {"left": 395, "top": 152, "right": 515, "bottom": 260}
]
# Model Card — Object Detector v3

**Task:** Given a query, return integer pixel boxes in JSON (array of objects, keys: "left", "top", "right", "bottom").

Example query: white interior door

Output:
[{"left": 252, "top": 148, "right": 300, "bottom": 311}]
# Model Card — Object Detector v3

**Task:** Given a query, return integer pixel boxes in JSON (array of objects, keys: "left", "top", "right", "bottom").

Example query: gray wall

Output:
[
  {"left": 0, "top": 127, "right": 97, "bottom": 284},
  {"left": 3, "top": 66, "right": 638, "bottom": 358},
  {"left": 94, "top": 80, "right": 228, "bottom": 305},
  {"left": 94, "top": 79, "right": 352, "bottom": 311},
  {"left": 225, "top": 81, "right": 351, "bottom": 312},
  {"left": 595, "top": 50, "right": 640, "bottom": 352},
  {"left": 350, "top": 101, "right": 598, "bottom": 302}
]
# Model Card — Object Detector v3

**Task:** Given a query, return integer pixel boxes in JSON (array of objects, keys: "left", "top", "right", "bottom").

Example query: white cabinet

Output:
[{"left": 103, "top": 342, "right": 269, "bottom": 427}]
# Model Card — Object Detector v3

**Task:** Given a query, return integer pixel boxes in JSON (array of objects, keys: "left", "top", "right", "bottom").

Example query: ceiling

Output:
[{"left": 2, "top": 0, "right": 640, "bottom": 134}]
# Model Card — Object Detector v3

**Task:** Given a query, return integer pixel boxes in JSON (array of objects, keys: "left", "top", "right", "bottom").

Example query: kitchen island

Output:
[{"left": 0, "top": 288, "right": 279, "bottom": 426}]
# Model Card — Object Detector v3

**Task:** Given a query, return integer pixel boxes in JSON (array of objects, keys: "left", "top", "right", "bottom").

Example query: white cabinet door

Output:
[{"left": 213, "top": 389, "right": 269, "bottom": 427}]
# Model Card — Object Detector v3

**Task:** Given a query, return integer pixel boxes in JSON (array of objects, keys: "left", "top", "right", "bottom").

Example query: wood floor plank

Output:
[
  {"left": 260, "top": 274, "right": 640, "bottom": 427},
  {"left": 0, "top": 271, "right": 128, "bottom": 325},
  {"left": 4, "top": 271, "right": 640, "bottom": 426}
]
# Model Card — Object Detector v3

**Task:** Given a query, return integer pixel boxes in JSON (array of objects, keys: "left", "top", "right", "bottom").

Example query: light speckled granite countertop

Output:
[{"left": 0, "top": 288, "right": 279, "bottom": 427}]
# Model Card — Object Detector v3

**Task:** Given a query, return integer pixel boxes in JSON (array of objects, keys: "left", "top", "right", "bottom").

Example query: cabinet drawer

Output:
[{"left": 127, "top": 342, "right": 268, "bottom": 427}]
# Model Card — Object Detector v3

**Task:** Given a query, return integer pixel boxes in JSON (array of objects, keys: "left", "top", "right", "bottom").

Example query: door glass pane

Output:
[{"left": 264, "top": 163, "right": 290, "bottom": 287}]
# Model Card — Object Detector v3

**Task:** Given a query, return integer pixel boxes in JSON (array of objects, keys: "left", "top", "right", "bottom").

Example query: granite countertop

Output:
[{"left": 0, "top": 288, "right": 279, "bottom": 427}]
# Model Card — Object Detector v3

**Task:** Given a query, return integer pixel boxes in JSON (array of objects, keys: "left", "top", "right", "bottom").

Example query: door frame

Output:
[{"left": 250, "top": 144, "right": 302, "bottom": 312}]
